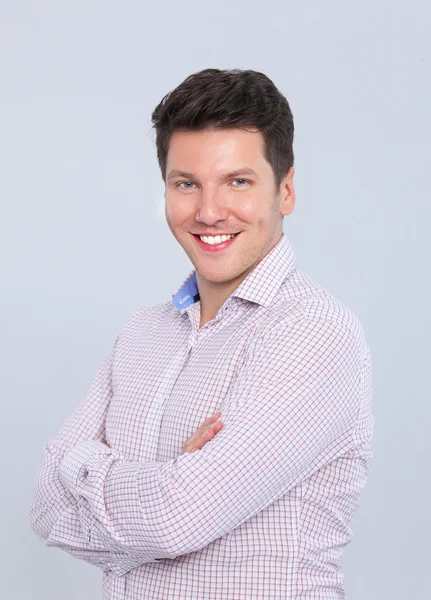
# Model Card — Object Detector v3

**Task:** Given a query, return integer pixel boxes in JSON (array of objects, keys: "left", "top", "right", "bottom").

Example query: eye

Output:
[
  {"left": 231, "top": 179, "right": 249, "bottom": 187},
  {"left": 176, "top": 181, "right": 196, "bottom": 190}
]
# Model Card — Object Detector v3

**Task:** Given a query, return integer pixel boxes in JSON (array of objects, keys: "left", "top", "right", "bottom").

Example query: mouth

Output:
[{"left": 191, "top": 232, "right": 241, "bottom": 253}]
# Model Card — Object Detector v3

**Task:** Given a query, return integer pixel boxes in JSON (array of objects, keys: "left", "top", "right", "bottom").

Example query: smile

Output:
[{"left": 192, "top": 232, "right": 241, "bottom": 252}]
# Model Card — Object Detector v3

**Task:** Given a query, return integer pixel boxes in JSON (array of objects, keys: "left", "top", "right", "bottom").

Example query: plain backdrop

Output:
[{"left": 1, "top": 1, "right": 430, "bottom": 598}]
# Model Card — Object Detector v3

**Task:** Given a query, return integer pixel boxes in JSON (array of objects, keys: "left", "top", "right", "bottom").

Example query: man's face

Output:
[{"left": 164, "top": 127, "right": 295, "bottom": 287}]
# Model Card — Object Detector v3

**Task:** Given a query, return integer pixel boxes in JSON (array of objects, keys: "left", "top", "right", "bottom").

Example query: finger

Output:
[
  {"left": 211, "top": 420, "right": 223, "bottom": 434},
  {"left": 182, "top": 417, "right": 223, "bottom": 453},
  {"left": 193, "top": 420, "right": 224, "bottom": 449},
  {"left": 184, "top": 426, "right": 212, "bottom": 452},
  {"left": 198, "top": 421, "right": 223, "bottom": 448},
  {"left": 202, "top": 420, "right": 223, "bottom": 437},
  {"left": 200, "top": 412, "right": 221, "bottom": 429},
  {"left": 190, "top": 427, "right": 215, "bottom": 451},
  {"left": 197, "top": 420, "right": 223, "bottom": 442}
]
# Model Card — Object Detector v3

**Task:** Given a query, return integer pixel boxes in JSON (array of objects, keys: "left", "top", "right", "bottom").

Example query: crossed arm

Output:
[{"left": 29, "top": 315, "right": 363, "bottom": 577}]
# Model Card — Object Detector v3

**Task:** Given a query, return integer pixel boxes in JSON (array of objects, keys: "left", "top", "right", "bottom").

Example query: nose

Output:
[{"left": 195, "top": 187, "right": 229, "bottom": 224}]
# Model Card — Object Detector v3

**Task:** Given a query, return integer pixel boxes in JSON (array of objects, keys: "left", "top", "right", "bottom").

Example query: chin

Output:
[
  {"left": 198, "top": 271, "right": 231, "bottom": 283},
  {"left": 199, "top": 265, "right": 245, "bottom": 284}
]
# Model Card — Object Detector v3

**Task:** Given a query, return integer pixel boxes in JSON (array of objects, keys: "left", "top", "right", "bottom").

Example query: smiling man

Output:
[
  {"left": 30, "top": 68, "right": 374, "bottom": 600},
  {"left": 165, "top": 125, "right": 295, "bottom": 328}
]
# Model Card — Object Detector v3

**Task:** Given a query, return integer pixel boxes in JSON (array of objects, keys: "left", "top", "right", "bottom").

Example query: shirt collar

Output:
[{"left": 171, "top": 233, "right": 296, "bottom": 312}]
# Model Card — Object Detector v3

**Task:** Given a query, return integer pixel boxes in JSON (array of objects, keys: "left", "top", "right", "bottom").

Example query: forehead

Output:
[{"left": 166, "top": 127, "right": 269, "bottom": 174}]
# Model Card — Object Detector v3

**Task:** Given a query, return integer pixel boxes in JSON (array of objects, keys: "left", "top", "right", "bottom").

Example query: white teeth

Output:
[{"left": 199, "top": 234, "right": 236, "bottom": 245}]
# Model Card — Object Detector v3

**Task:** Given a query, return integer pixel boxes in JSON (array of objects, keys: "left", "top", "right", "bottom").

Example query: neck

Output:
[
  {"left": 196, "top": 269, "right": 252, "bottom": 328},
  {"left": 195, "top": 233, "right": 284, "bottom": 327}
]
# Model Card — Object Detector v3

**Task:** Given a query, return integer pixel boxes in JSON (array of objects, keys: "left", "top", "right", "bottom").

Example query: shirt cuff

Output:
[{"left": 59, "top": 439, "right": 117, "bottom": 497}]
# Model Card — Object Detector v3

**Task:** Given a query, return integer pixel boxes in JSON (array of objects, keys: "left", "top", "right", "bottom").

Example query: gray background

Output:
[{"left": 1, "top": 1, "right": 429, "bottom": 598}]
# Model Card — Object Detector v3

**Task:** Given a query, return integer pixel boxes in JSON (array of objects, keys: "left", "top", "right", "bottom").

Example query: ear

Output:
[{"left": 278, "top": 166, "right": 296, "bottom": 217}]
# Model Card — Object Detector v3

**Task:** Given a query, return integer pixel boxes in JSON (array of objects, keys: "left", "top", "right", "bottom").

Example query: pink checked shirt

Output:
[{"left": 29, "top": 233, "right": 374, "bottom": 599}]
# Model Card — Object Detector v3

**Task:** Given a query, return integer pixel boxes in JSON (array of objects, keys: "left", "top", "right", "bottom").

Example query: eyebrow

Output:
[{"left": 167, "top": 167, "right": 261, "bottom": 182}]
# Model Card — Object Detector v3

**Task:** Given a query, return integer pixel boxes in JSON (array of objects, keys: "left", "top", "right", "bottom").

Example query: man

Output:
[{"left": 30, "top": 68, "right": 374, "bottom": 599}]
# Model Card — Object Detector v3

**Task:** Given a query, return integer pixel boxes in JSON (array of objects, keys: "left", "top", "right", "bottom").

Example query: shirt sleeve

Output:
[
  {"left": 55, "top": 315, "right": 370, "bottom": 576},
  {"left": 29, "top": 332, "right": 139, "bottom": 575}
]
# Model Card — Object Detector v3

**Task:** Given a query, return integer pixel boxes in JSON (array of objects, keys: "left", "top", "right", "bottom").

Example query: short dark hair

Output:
[{"left": 151, "top": 68, "right": 294, "bottom": 189}]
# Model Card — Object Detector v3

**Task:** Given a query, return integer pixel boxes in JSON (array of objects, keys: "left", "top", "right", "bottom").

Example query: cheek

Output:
[
  {"left": 231, "top": 195, "right": 258, "bottom": 220},
  {"left": 235, "top": 187, "right": 272, "bottom": 216},
  {"left": 165, "top": 200, "right": 187, "bottom": 224}
]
